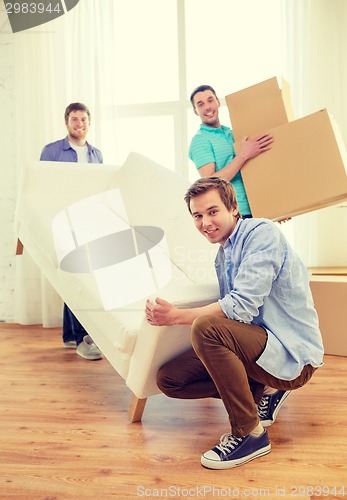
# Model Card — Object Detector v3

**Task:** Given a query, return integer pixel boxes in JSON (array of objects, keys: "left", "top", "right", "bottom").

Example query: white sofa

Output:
[{"left": 15, "top": 152, "right": 219, "bottom": 421}]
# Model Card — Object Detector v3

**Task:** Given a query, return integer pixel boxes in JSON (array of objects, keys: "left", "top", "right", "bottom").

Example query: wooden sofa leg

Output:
[
  {"left": 128, "top": 395, "right": 147, "bottom": 423},
  {"left": 16, "top": 239, "right": 24, "bottom": 255}
]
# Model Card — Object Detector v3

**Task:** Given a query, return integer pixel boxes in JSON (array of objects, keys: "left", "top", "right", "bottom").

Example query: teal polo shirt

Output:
[{"left": 189, "top": 124, "right": 251, "bottom": 216}]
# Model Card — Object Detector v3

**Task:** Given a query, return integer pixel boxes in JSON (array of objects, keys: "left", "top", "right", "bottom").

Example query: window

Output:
[{"left": 113, "top": 0, "right": 282, "bottom": 178}]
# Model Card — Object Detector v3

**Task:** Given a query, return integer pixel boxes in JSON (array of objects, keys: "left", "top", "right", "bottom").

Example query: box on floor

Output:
[{"left": 309, "top": 267, "right": 347, "bottom": 357}]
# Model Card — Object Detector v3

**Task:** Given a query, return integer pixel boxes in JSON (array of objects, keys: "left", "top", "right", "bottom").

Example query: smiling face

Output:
[
  {"left": 190, "top": 188, "right": 239, "bottom": 246},
  {"left": 65, "top": 110, "right": 90, "bottom": 145},
  {"left": 192, "top": 89, "right": 221, "bottom": 128}
]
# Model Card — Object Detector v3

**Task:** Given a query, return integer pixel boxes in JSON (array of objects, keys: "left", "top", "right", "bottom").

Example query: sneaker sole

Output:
[
  {"left": 76, "top": 350, "right": 103, "bottom": 361},
  {"left": 201, "top": 444, "right": 271, "bottom": 470},
  {"left": 63, "top": 342, "right": 76, "bottom": 349},
  {"left": 261, "top": 390, "right": 291, "bottom": 427}
]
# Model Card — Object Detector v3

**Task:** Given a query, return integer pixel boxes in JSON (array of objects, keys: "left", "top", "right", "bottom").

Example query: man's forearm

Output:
[
  {"left": 211, "top": 133, "right": 273, "bottom": 182},
  {"left": 198, "top": 155, "right": 246, "bottom": 182},
  {"left": 215, "top": 154, "right": 247, "bottom": 182},
  {"left": 173, "top": 301, "right": 227, "bottom": 325}
]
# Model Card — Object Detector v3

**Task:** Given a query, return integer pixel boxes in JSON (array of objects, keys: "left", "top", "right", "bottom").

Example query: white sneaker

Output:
[{"left": 76, "top": 335, "right": 103, "bottom": 360}]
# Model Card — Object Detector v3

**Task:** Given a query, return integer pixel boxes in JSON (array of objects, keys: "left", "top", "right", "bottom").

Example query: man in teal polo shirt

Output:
[{"left": 189, "top": 85, "right": 273, "bottom": 217}]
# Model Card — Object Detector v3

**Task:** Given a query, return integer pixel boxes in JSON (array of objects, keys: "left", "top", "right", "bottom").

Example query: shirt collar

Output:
[
  {"left": 199, "top": 123, "right": 231, "bottom": 134},
  {"left": 223, "top": 218, "right": 243, "bottom": 249},
  {"left": 63, "top": 136, "right": 91, "bottom": 151}
]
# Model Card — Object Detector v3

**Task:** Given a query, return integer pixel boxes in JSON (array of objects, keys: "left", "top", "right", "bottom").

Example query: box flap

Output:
[{"left": 281, "top": 77, "right": 296, "bottom": 122}]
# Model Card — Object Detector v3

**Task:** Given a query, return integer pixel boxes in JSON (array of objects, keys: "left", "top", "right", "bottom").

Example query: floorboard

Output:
[{"left": 0, "top": 324, "right": 346, "bottom": 499}]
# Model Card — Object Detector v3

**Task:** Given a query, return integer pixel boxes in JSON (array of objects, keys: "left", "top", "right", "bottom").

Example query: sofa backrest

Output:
[
  {"left": 17, "top": 153, "right": 217, "bottom": 314},
  {"left": 116, "top": 152, "right": 216, "bottom": 286}
]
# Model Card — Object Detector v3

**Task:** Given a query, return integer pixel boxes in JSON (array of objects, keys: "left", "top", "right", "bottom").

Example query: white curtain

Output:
[
  {"left": 14, "top": 0, "right": 119, "bottom": 326},
  {"left": 280, "top": 0, "right": 347, "bottom": 266}
]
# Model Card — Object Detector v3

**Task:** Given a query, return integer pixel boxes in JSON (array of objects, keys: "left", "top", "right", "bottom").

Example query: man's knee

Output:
[
  {"left": 191, "top": 315, "right": 219, "bottom": 352},
  {"left": 157, "top": 363, "right": 181, "bottom": 398}
]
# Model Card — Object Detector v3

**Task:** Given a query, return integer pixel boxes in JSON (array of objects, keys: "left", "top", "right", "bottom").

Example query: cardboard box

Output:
[
  {"left": 241, "top": 109, "right": 347, "bottom": 220},
  {"left": 225, "top": 79, "right": 347, "bottom": 221},
  {"left": 309, "top": 267, "right": 347, "bottom": 276},
  {"left": 310, "top": 271, "right": 347, "bottom": 357},
  {"left": 225, "top": 77, "right": 291, "bottom": 142}
]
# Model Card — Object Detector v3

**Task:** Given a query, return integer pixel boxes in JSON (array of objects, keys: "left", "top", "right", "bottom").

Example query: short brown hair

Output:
[
  {"left": 190, "top": 85, "right": 218, "bottom": 107},
  {"left": 64, "top": 102, "right": 90, "bottom": 122},
  {"left": 184, "top": 177, "right": 241, "bottom": 218}
]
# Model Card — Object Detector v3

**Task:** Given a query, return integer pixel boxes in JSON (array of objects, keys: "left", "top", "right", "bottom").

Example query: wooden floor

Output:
[{"left": 1, "top": 323, "right": 346, "bottom": 500}]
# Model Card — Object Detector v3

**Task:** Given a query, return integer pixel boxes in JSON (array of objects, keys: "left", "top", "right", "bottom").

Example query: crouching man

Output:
[{"left": 145, "top": 177, "right": 323, "bottom": 470}]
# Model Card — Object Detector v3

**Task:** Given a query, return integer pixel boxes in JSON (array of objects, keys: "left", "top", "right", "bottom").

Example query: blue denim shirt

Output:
[
  {"left": 216, "top": 218, "right": 324, "bottom": 381},
  {"left": 40, "top": 136, "right": 103, "bottom": 163}
]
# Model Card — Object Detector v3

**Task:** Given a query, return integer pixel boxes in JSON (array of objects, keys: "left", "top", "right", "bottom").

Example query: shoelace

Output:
[
  {"left": 257, "top": 395, "right": 270, "bottom": 418},
  {"left": 215, "top": 433, "right": 243, "bottom": 455}
]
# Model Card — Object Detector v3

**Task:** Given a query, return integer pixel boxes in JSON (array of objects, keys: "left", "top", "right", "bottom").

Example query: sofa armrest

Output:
[{"left": 125, "top": 282, "right": 220, "bottom": 399}]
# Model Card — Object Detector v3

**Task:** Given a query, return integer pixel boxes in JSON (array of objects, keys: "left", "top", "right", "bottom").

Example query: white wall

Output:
[{"left": 0, "top": 34, "right": 16, "bottom": 321}]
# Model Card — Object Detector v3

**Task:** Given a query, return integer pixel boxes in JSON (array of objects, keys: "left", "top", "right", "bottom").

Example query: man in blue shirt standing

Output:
[
  {"left": 40, "top": 102, "right": 103, "bottom": 361},
  {"left": 189, "top": 85, "right": 273, "bottom": 218},
  {"left": 146, "top": 177, "right": 323, "bottom": 470}
]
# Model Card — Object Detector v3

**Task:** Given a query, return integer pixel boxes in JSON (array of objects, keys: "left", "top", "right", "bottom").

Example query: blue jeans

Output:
[{"left": 63, "top": 304, "right": 87, "bottom": 346}]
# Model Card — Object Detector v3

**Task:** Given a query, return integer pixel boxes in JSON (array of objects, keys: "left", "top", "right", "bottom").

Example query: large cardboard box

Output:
[
  {"left": 309, "top": 269, "right": 347, "bottom": 357},
  {"left": 225, "top": 78, "right": 347, "bottom": 221}
]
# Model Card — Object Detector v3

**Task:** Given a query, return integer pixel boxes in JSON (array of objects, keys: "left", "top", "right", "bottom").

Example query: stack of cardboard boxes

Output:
[
  {"left": 225, "top": 78, "right": 347, "bottom": 355},
  {"left": 225, "top": 77, "right": 347, "bottom": 221}
]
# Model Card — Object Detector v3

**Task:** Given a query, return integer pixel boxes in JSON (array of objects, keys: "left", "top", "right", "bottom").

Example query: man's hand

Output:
[
  {"left": 145, "top": 297, "right": 178, "bottom": 326},
  {"left": 146, "top": 298, "right": 226, "bottom": 327},
  {"left": 238, "top": 133, "right": 273, "bottom": 162}
]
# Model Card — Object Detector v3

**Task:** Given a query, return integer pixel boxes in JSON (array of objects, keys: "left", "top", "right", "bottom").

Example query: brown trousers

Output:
[{"left": 157, "top": 315, "right": 316, "bottom": 437}]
